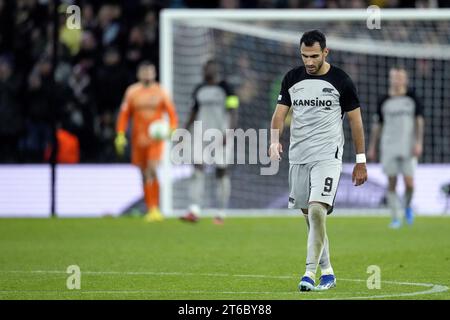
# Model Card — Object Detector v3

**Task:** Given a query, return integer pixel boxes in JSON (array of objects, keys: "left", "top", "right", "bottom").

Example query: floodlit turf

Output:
[{"left": 0, "top": 216, "right": 449, "bottom": 300}]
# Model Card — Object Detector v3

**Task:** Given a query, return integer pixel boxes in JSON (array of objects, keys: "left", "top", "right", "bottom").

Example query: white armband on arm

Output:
[{"left": 356, "top": 154, "right": 366, "bottom": 164}]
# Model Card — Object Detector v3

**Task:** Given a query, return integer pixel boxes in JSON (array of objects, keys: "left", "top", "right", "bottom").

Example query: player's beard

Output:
[
  {"left": 307, "top": 59, "right": 323, "bottom": 75},
  {"left": 205, "top": 74, "right": 216, "bottom": 84},
  {"left": 316, "top": 59, "right": 324, "bottom": 73}
]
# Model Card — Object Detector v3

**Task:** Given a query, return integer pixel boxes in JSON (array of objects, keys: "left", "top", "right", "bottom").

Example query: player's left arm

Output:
[
  {"left": 340, "top": 75, "right": 367, "bottom": 186},
  {"left": 223, "top": 82, "right": 239, "bottom": 145},
  {"left": 163, "top": 91, "right": 179, "bottom": 131},
  {"left": 414, "top": 116, "right": 424, "bottom": 157},
  {"left": 223, "top": 82, "right": 239, "bottom": 130},
  {"left": 116, "top": 88, "right": 132, "bottom": 134},
  {"left": 226, "top": 95, "right": 239, "bottom": 130},
  {"left": 412, "top": 92, "right": 425, "bottom": 158},
  {"left": 115, "top": 88, "right": 133, "bottom": 156},
  {"left": 347, "top": 107, "right": 368, "bottom": 186}
]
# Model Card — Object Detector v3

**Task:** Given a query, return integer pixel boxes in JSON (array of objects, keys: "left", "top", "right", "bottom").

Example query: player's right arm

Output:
[
  {"left": 270, "top": 104, "right": 289, "bottom": 160},
  {"left": 184, "top": 85, "right": 200, "bottom": 130},
  {"left": 184, "top": 108, "right": 198, "bottom": 131},
  {"left": 115, "top": 87, "right": 133, "bottom": 156},
  {"left": 269, "top": 71, "right": 292, "bottom": 161},
  {"left": 412, "top": 92, "right": 425, "bottom": 158},
  {"left": 367, "top": 97, "right": 384, "bottom": 162},
  {"left": 368, "top": 122, "right": 382, "bottom": 162},
  {"left": 414, "top": 116, "right": 424, "bottom": 157},
  {"left": 161, "top": 89, "right": 178, "bottom": 132}
]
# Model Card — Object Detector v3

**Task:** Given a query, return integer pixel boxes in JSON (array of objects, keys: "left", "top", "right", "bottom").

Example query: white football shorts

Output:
[{"left": 288, "top": 158, "right": 342, "bottom": 214}]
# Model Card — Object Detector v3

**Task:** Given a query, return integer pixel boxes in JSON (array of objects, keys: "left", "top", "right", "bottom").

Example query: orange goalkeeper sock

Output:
[{"left": 145, "top": 180, "right": 160, "bottom": 210}]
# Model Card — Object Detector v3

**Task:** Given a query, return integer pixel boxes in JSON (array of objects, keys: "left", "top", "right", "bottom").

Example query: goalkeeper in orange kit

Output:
[{"left": 115, "top": 61, "right": 178, "bottom": 222}]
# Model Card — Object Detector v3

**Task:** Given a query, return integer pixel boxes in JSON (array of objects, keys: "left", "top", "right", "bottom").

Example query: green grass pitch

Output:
[{"left": 0, "top": 216, "right": 449, "bottom": 300}]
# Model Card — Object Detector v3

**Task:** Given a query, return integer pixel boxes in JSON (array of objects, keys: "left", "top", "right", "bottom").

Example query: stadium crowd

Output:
[{"left": 0, "top": 0, "right": 447, "bottom": 163}]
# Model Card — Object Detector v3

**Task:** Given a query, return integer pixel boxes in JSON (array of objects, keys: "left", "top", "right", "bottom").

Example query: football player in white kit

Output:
[
  {"left": 181, "top": 60, "right": 239, "bottom": 225},
  {"left": 368, "top": 66, "right": 424, "bottom": 228},
  {"left": 270, "top": 30, "right": 368, "bottom": 291}
]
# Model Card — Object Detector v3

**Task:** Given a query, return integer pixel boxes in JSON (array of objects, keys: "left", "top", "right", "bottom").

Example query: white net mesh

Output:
[{"left": 167, "top": 13, "right": 450, "bottom": 211}]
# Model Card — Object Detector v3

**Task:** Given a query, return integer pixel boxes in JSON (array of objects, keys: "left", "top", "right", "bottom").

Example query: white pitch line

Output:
[
  {"left": 0, "top": 289, "right": 370, "bottom": 295},
  {"left": 341, "top": 278, "right": 432, "bottom": 287},
  {"left": 1, "top": 270, "right": 291, "bottom": 279},
  {"left": 0, "top": 270, "right": 447, "bottom": 299}
]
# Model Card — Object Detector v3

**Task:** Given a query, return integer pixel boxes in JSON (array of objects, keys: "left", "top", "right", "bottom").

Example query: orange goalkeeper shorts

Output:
[{"left": 131, "top": 141, "right": 164, "bottom": 170}]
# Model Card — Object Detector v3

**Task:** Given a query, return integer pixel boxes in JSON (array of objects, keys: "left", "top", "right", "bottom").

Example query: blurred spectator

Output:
[
  {"left": 141, "top": 10, "right": 159, "bottom": 65},
  {"left": 220, "top": 0, "right": 241, "bottom": 8},
  {"left": 73, "top": 30, "right": 99, "bottom": 75},
  {"left": 54, "top": 42, "right": 74, "bottom": 86},
  {"left": 95, "top": 47, "right": 130, "bottom": 162},
  {"left": 81, "top": 2, "right": 97, "bottom": 31},
  {"left": 67, "top": 63, "right": 96, "bottom": 162},
  {"left": 326, "top": 0, "right": 340, "bottom": 7},
  {"left": 95, "top": 111, "right": 116, "bottom": 163},
  {"left": 44, "top": 127, "right": 80, "bottom": 164},
  {"left": 29, "top": 23, "right": 49, "bottom": 64},
  {"left": 0, "top": 55, "right": 23, "bottom": 163},
  {"left": 22, "top": 55, "right": 60, "bottom": 162},
  {"left": 124, "top": 25, "right": 149, "bottom": 74},
  {"left": 284, "top": 0, "right": 317, "bottom": 8},
  {"left": 415, "top": 0, "right": 438, "bottom": 8},
  {"left": 348, "top": 0, "right": 367, "bottom": 7},
  {"left": 96, "top": 47, "right": 130, "bottom": 115},
  {"left": 96, "top": 4, "right": 124, "bottom": 49},
  {"left": 68, "top": 63, "right": 93, "bottom": 107}
]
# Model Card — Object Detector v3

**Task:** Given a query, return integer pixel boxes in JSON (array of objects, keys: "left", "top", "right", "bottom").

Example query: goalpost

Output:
[{"left": 159, "top": 9, "right": 450, "bottom": 216}]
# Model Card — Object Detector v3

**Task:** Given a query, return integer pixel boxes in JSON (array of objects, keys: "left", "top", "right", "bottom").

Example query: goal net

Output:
[{"left": 159, "top": 9, "right": 450, "bottom": 215}]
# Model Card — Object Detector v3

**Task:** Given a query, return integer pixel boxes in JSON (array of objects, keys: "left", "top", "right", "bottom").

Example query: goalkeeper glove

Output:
[
  {"left": 169, "top": 127, "right": 177, "bottom": 138},
  {"left": 115, "top": 132, "right": 128, "bottom": 156}
]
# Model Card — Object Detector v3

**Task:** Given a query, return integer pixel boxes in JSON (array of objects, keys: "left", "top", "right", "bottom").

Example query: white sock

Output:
[
  {"left": 189, "top": 204, "right": 201, "bottom": 216},
  {"left": 304, "top": 213, "right": 333, "bottom": 274},
  {"left": 319, "top": 235, "right": 333, "bottom": 274},
  {"left": 190, "top": 169, "right": 205, "bottom": 215},
  {"left": 387, "top": 191, "right": 400, "bottom": 221},
  {"left": 321, "top": 266, "right": 334, "bottom": 276},
  {"left": 305, "top": 203, "right": 327, "bottom": 276},
  {"left": 216, "top": 175, "right": 230, "bottom": 217},
  {"left": 404, "top": 188, "right": 413, "bottom": 208}
]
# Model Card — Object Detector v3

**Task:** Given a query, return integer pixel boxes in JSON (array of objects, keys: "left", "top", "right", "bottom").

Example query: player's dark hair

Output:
[
  {"left": 300, "top": 30, "right": 326, "bottom": 50},
  {"left": 390, "top": 65, "right": 409, "bottom": 80},
  {"left": 138, "top": 60, "right": 155, "bottom": 69},
  {"left": 203, "top": 59, "right": 218, "bottom": 82},
  {"left": 390, "top": 64, "right": 407, "bottom": 71},
  {"left": 204, "top": 59, "right": 217, "bottom": 68}
]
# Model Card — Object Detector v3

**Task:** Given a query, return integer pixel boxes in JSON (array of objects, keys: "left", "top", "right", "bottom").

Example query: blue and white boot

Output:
[
  {"left": 405, "top": 207, "right": 414, "bottom": 225},
  {"left": 389, "top": 219, "right": 402, "bottom": 229},
  {"left": 298, "top": 276, "right": 315, "bottom": 292},
  {"left": 316, "top": 274, "right": 337, "bottom": 291}
]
